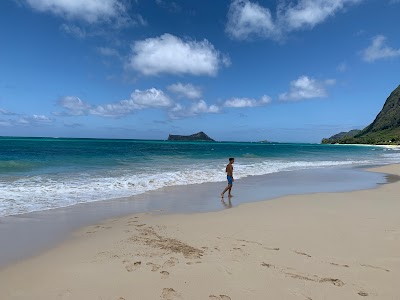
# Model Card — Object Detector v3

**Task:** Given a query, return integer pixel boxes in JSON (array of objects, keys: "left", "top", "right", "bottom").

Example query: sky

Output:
[{"left": 0, "top": 0, "right": 400, "bottom": 142}]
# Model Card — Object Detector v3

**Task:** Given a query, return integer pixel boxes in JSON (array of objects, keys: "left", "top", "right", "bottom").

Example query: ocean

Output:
[{"left": 1, "top": 137, "right": 400, "bottom": 217}]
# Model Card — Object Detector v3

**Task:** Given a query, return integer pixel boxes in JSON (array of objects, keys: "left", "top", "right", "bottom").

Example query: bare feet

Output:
[{"left": 221, "top": 193, "right": 224, "bottom": 198}]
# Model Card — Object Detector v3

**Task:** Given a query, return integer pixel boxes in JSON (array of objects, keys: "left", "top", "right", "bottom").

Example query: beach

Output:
[{"left": 0, "top": 164, "right": 399, "bottom": 300}]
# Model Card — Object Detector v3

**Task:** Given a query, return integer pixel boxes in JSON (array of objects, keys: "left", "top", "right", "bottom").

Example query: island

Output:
[
  {"left": 322, "top": 84, "right": 400, "bottom": 145},
  {"left": 167, "top": 131, "right": 215, "bottom": 142}
]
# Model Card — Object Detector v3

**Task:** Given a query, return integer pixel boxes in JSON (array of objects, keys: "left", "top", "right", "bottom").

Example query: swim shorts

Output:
[{"left": 227, "top": 175, "right": 233, "bottom": 185}]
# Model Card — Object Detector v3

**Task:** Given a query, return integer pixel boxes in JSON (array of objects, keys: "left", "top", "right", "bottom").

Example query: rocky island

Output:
[
  {"left": 167, "top": 131, "right": 215, "bottom": 142},
  {"left": 322, "top": 84, "right": 400, "bottom": 145}
]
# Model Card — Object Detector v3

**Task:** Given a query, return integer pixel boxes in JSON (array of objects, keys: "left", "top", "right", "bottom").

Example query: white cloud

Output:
[
  {"left": 361, "top": 35, "right": 400, "bottom": 62},
  {"left": 24, "top": 0, "right": 128, "bottom": 23},
  {"left": 226, "top": 0, "right": 276, "bottom": 40},
  {"left": 167, "top": 83, "right": 202, "bottom": 99},
  {"left": 14, "top": 114, "right": 53, "bottom": 126},
  {"left": 127, "top": 33, "right": 229, "bottom": 76},
  {"left": 279, "top": 76, "right": 335, "bottom": 101},
  {"left": 56, "top": 88, "right": 222, "bottom": 119},
  {"left": 226, "top": 0, "right": 362, "bottom": 40},
  {"left": 91, "top": 88, "right": 173, "bottom": 117},
  {"left": 58, "top": 96, "right": 91, "bottom": 116},
  {"left": 281, "top": 0, "right": 362, "bottom": 30},
  {"left": 224, "top": 95, "right": 271, "bottom": 107},
  {"left": 190, "top": 100, "right": 220, "bottom": 114},
  {"left": 169, "top": 100, "right": 220, "bottom": 119},
  {"left": 58, "top": 89, "right": 172, "bottom": 118},
  {"left": 128, "top": 88, "right": 173, "bottom": 108}
]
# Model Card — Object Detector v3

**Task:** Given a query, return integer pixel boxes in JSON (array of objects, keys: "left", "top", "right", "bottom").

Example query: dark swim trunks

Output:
[{"left": 227, "top": 175, "right": 233, "bottom": 185}]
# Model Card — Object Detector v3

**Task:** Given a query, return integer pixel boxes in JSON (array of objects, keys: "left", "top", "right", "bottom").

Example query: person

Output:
[{"left": 221, "top": 157, "right": 234, "bottom": 198}]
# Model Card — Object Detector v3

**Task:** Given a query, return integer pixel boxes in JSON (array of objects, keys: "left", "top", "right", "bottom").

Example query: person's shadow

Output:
[{"left": 221, "top": 197, "right": 233, "bottom": 209}]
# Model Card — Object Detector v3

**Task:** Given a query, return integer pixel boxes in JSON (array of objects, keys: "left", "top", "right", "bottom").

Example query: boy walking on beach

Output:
[{"left": 221, "top": 158, "right": 234, "bottom": 198}]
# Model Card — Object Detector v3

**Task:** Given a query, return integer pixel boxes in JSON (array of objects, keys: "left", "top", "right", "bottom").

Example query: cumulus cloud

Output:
[
  {"left": 224, "top": 95, "right": 271, "bottom": 108},
  {"left": 361, "top": 35, "right": 400, "bottom": 62},
  {"left": 58, "top": 89, "right": 172, "bottom": 118},
  {"left": 226, "top": 0, "right": 362, "bottom": 40},
  {"left": 279, "top": 76, "right": 335, "bottom": 101},
  {"left": 12, "top": 114, "right": 53, "bottom": 126},
  {"left": 167, "top": 83, "right": 202, "bottom": 99},
  {"left": 58, "top": 96, "right": 92, "bottom": 116},
  {"left": 169, "top": 100, "right": 220, "bottom": 119},
  {"left": 127, "top": 33, "right": 229, "bottom": 76},
  {"left": 226, "top": 0, "right": 276, "bottom": 40},
  {"left": 96, "top": 88, "right": 172, "bottom": 116},
  {"left": 23, "top": 0, "right": 128, "bottom": 23}
]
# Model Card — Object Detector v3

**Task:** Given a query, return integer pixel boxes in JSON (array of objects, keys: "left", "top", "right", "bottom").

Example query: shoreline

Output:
[
  {"left": 0, "top": 164, "right": 399, "bottom": 299},
  {"left": 0, "top": 164, "right": 390, "bottom": 269}
]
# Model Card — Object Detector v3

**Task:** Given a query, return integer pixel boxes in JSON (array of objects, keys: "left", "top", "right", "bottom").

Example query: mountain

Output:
[
  {"left": 322, "top": 85, "right": 400, "bottom": 144},
  {"left": 321, "top": 130, "right": 361, "bottom": 144},
  {"left": 167, "top": 131, "right": 215, "bottom": 141}
]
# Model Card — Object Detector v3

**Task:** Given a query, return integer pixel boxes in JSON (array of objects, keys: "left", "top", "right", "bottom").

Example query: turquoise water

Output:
[{"left": 1, "top": 137, "right": 399, "bottom": 216}]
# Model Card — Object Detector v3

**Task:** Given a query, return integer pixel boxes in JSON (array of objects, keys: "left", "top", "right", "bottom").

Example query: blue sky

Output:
[{"left": 1, "top": 0, "right": 400, "bottom": 142}]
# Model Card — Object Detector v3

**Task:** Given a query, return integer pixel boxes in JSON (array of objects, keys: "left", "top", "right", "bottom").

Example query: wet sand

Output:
[
  {"left": 0, "top": 166, "right": 388, "bottom": 268},
  {"left": 0, "top": 165, "right": 399, "bottom": 299}
]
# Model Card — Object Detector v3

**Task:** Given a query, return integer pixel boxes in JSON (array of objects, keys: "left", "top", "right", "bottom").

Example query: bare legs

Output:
[{"left": 221, "top": 184, "right": 232, "bottom": 198}]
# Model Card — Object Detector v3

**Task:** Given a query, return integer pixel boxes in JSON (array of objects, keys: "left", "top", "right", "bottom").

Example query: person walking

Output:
[{"left": 221, "top": 157, "right": 234, "bottom": 198}]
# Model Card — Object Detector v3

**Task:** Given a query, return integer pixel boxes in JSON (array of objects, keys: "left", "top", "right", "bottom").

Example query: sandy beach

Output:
[{"left": 0, "top": 165, "right": 399, "bottom": 300}]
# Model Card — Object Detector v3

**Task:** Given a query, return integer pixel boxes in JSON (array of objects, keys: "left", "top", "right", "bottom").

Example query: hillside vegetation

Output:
[{"left": 322, "top": 85, "right": 400, "bottom": 144}]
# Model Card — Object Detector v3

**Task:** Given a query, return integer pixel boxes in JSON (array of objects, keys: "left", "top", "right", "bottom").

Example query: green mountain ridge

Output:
[{"left": 322, "top": 84, "right": 400, "bottom": 145}]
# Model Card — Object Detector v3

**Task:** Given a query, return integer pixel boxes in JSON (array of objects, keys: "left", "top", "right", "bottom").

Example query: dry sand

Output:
[{"left": 0, "top": 165, "right": 399, "bottom": 300}]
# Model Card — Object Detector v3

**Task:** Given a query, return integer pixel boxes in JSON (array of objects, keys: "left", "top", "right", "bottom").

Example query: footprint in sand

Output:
[
  {"left": 264, "top": 247, "right": 280, "bottom": 251},
  {"left": 261, "top": 262, "right": 275, "bottom": 268},
  {"left": 209, "top": 295, "right": 231, "bottom": 300},
  {"left": 122, "top": 260, "right": 141, "bottom": 272},
  {"left": 186, "top": 261, "right": 202, "bottom": 265},
  {"left": 319, "top": 278, "right": 345, "bottom": 287},
  {"left": 146, "top": 262, "right": 161, "bottom": 272},
  {"left": 292, "top": 250, "right": 312, "bottom": 258},
  {"left": 161, "top": 271, "right": 170, "bottom": 279},
  {"left": 163, "top": 257, "right": 179, "bottom": 268},
  {"left": 330, "top": 262, "right": 349, "bottom": 268},
  {"left": 358, "top": 291, "right": 369, "bottom": 297},
  {"left": 161, "top": 288, "right": 181, "bottom": 300},
  {"left": 360, "top": 264, "right": 390, "bottom": 272}
]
